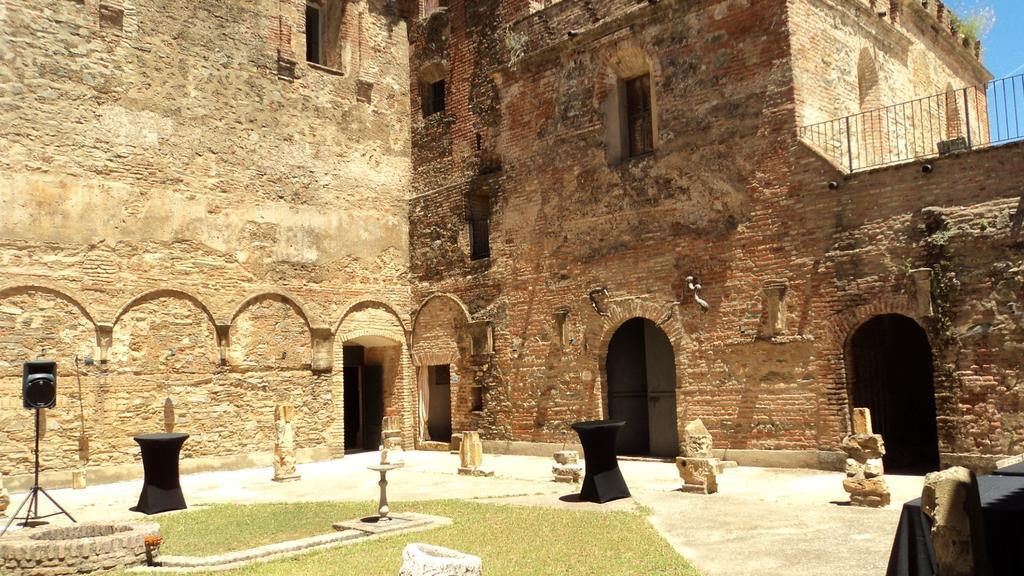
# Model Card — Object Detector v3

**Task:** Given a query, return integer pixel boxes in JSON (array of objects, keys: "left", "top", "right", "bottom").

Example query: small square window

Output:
[{"left": 422, "top": 80, "right": 446, "bottom": 117}]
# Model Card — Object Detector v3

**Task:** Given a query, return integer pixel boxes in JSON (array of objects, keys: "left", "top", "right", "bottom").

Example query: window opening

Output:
[
  {"left": 468, "top": 193, "right": 490, "bottom": 260},
  {"left": 625, "top": 75, "right": 653, "bottom": 157},
  {"left": 423, "top": 80, "right": 445, "bottom": 117},
  {"left": 305, "top": 2, "right": 322, "bottom": 64}
]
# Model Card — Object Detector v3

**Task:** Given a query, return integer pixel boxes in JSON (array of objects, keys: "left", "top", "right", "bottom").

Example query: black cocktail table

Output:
[
  {"left": 886, "top": 474, "right": 1024, "bottom": 575},
  {"left": 571, "top": 419, "right": 631, "bottom": 503},
  {"left": 133, "top": 433, "right": 189, "bottom": 514}
]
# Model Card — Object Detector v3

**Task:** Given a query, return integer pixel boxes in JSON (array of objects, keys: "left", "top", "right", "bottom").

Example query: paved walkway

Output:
[{"left": 1, "top": 451, "right": 922, "bottom": 576}]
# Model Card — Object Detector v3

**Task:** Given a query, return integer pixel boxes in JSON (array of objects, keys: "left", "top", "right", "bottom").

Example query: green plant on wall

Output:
[{"left": 944, "top": 1, "right": 996, "bottom": 42}]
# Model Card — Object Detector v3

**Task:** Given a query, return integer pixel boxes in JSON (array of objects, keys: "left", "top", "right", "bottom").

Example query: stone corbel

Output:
[
  {"left": 762, "top": 281, "right": 789, "bottom": 337},
  {"left": 909, "top": 268, "right": 934, "bottom": 317},
  {"left": 468, "top": 321, "right": 494, "bottom": 356},
  {"left": 94, "top": 323, "right": 114, "bottom": 363},
  {"left": 311, "top": 327, "right": 335, "bottom": 372},
  {"left": 215, "top": 324, "right": 231, "bottom": 366}
]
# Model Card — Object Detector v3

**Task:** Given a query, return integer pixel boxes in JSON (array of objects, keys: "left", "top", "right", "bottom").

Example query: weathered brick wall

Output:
[
  {"left": 793, "top": 141, "right": 1024, "bottom": 466},
  {"left": 790, "top": 0, "right": 990, "bottom": 127},
  {"left": 0, "top": 0, "right": 415, "bottom": 483},
  {"left": 407, "top": 0, "right": 1023, "bottom": 469}
]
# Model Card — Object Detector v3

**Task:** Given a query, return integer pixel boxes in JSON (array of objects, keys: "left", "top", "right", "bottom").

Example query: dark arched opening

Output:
[
  {"left": 849, "top": 314, "right": 940, "bottom": 474},
  {"left": 606, "top": 317, "right": 678, "bottom": 457}
]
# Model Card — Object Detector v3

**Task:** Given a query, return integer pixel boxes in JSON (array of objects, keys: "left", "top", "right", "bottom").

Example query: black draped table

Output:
[
  {"left": 133, "top": 433, "right": 189, "bottom": 514},
  {"left": 992, "top": 462, "right": 1024, "bottom": 477},
  {"left": 886, "top": 474, "right": 1024, "bottom": 575},
  {"left": 571, "top": 419, "right": 631, "bottom": 504}
]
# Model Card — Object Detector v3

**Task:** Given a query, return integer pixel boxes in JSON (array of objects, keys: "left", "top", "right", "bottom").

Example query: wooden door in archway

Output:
[
  {"left": 606, "top": 318, "right": 679, "bottom": 457},
  {"left": 849, "top": 314, "right": 940, "bottom": 473}
]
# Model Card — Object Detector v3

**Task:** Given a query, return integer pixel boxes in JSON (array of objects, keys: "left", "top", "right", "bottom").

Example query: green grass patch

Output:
[{"left": 132, "top": 499, "right": 701, "bottom": 575}]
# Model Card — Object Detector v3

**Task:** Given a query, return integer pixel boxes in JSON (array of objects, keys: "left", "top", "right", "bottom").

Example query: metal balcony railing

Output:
[{"left": 799, "top": 74, "right": 1024, "bottom": 173}]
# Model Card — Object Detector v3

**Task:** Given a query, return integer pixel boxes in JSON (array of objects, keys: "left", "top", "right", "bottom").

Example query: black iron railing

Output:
[{"left": 799, "top": 74, "right": 1024, "bottom": 173}]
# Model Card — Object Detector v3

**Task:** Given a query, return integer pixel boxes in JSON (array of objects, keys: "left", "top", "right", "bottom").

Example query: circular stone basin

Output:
[{"left": 0, "top": 520, "right": 160, "bottom": 575}]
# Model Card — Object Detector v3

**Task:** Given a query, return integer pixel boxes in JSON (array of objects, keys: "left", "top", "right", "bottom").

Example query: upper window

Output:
[
  {"left": 601, "top": 47, "right": 656, "bottom": 165},
  {"left": 305, "top": 2, "right": 322, "bottom": 64},
  {"left": 625, "top": 75, "right": 654, "bottom": 158},
  {"left": 423, "top": 80, "right": 446, "bottom": 117}
]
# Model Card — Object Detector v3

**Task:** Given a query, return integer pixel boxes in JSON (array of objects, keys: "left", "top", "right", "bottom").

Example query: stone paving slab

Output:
[{"left": 0, "top": 451, "right": 925, "bottom": 576}]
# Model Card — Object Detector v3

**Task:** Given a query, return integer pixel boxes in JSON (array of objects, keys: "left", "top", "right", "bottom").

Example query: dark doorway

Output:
[
  {"left": 849, "top": 314, "right": 940, "bottom": 474},
  {"left": 343, "top": 345, "right": 385, "bottom": 452},
  {"left": 427, "top": 364, "right": 452, "bottom": 442},
  {"left": 605, "top": 318, "right": 679, "bottom": 457}
]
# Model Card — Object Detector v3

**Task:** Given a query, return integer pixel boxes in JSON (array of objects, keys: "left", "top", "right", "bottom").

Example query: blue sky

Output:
[{"left": 946, "top": 0, "right": 1023, "bottom": 78}]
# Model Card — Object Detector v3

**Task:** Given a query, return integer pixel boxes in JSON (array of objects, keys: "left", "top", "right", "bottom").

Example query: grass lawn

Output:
[{"left": 127, "top": 499, "right": 701, "bottom": 575}]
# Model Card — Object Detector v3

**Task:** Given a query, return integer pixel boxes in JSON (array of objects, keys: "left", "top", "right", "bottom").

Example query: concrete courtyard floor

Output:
[{"left": 1, "top": 451, "right": 923, "bottom": 576}]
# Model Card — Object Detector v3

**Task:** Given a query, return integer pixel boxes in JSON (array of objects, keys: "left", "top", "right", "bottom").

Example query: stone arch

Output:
[
  {"left": 110, "top": 289, "right": 220, "bottom": 373},
  {"left": 857, "top": 48, "right": 881, "bottom": 111},
  {"left": 230, "top": 289, "right": 316, "bottom": 328},
  {"left": 336, "top": 298, "right": 409, "bottom": 340},
  {"left": 845, "top": 313, "right": 939, "bottom": 473},
  {"left": 0, "top": 282, "right": 97, "bottom": 327},
  {"left": 410, "top": 293, "right": 475, "bottom": 445},
  {"left": 823, "top": 293, "right": 920, "bottom": 430},
  {"left": 588, "top": 299, "right": 683, "bottom": 422},
  {"left": 944, "top": 82, "right": 963, "bottom": 139},
  {"left": 229, "top": 293, "right": 312, "bottom": 369},
  {"left": 0, "top": 286, "right": 98, "bottom": 473},
  {"left": 334, "top": 299, "right": 412, "bottom": 452},
  {"left": 114, "top": 288, "right": 217, "bottom": 328},
  {"left": 418, "top": 60, "right": 447, "bottom": 85},
  {"left": 411, "top": 292, "right": 472, "bottom": 365}
]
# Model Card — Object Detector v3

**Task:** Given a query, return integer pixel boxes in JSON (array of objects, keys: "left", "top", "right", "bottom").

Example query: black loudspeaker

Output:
[{"left": 23, "top": 360, "right": 57, "bottom": 409}]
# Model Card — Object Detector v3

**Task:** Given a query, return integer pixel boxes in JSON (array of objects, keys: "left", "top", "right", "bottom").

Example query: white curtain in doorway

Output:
[{"left": 418, "top": 366, "right": 430, "bottom": 440}]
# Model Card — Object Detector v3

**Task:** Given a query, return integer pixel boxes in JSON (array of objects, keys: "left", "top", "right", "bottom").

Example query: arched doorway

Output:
[
  {"left": 606, "top": 317, "right": 679, "bottom": 457},
  {"left": 848, "top": 314, "right": 940, "bottom": 474}
]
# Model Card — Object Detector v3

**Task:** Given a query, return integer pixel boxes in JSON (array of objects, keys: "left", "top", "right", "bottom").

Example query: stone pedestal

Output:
[
  {"left": 676, "top": 419, "right": 719, "bottom": 494},
  {"left": 399, "top": 543, "right": 482, "bottom": 576},
  {"left": 922, "top": 466, "right": 991, "bottom": 576},
  {"left": 552, "top": 450, "right": 582, "bottom": 483},
  {"left": 72, "top": 469, "right": 87, "bottom": 490},
  {"left": 458, "top": 431, "right": 493, "bottom": 477},
  {"left": 841, "top": 408, "right": 890, "bottom": 507},
  {"left": 676, "top": 457, "right": 719, "bottom": 494},
  {"left": 272, "top": 404, "right": 301, "bottom": 482}
]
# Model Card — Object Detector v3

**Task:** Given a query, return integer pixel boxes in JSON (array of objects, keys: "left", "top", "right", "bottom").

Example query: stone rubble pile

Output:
[
  {"left": 841, "top": 407, "right": 890, "bottom": 507},
  {"left": 551, "top": 450, "right": 582, "bottom": 483},
  {"left": 676, "top": 419, "right": 720, "bottom": 494}
]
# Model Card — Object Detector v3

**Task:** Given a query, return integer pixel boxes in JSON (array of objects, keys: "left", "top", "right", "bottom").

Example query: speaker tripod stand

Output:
[{"left": 1, "top": 409, "right": 76, "bottom": 537}]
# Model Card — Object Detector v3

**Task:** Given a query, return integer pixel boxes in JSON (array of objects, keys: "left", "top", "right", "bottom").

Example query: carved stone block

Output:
[{"left": 676, "top": 456, "right": 719, "bottom": 494}]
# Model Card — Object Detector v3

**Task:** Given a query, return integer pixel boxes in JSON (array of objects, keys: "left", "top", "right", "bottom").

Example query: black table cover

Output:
[
  {"left": 992, "top": 462, "right": 1024, "bottom": 477},
  {"left": 886, "top": 474, "right": 1024, "bottom": 575},
  {"left": 133, "top": 432, "right": 189, "bottom": 514},
  {"left": 571, "top": 419, "right": 631, "bottom": 504}
]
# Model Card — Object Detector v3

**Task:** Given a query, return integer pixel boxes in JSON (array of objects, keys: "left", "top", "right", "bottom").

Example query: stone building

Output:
[{"left": 0, "top": 0, "right": 1021, "bottom": 488}]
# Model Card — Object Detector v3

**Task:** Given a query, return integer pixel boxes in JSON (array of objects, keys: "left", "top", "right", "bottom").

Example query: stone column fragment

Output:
[
  {"left": 272, "top": 404, "right": 301, "bottom": 482},
  {"left": 458, "top": 431, "right": 493, "bottom": 477},
  {"left": 676, "top": 419, "right": 720, "bottom": 494},
  {"left": 841, "top": 407, "right": 890, "bottom": 507},
  {"left": 922, "top": 466, "right": 991, "bottom": 576}
]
